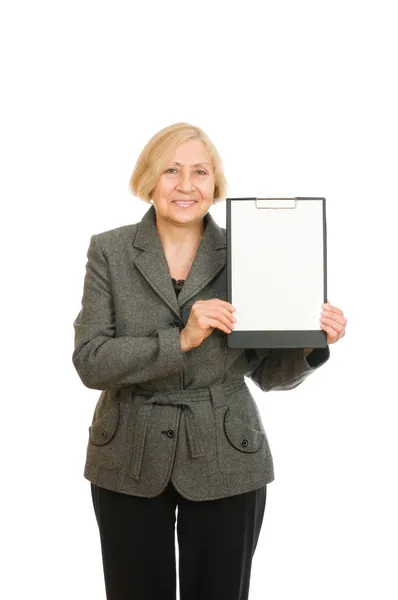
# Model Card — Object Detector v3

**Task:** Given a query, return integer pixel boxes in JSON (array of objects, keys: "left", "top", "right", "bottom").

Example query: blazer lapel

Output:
[{"left": 133, "top": 205, "right": 226, "bottom": 319}]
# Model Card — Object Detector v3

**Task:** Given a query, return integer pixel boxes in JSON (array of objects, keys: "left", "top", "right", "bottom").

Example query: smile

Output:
[{"left": 173, "top": 201, "right": 196, "bottom": 207}]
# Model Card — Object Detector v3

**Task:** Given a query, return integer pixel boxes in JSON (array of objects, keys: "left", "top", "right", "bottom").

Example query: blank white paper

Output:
[{"left": 230, "top": 199, "right": 325, "bottom": 331}]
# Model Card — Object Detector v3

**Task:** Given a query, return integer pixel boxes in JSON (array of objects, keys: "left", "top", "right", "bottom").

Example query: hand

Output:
[
  {"left": 319, "top": 301, "right": 347, "bottom": 344},
  {"left": 181, "top": 299, "right": 237, "bottom": 350}
]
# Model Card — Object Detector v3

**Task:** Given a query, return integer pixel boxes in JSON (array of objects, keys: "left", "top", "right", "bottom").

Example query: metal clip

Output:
[{"left": 255, "top": 197, "right": 297, "bottom": 209}]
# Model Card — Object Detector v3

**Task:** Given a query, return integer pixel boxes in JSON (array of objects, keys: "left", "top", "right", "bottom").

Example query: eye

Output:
[{"left": 164, "top": 168, "right": 207, "bottom": 175}]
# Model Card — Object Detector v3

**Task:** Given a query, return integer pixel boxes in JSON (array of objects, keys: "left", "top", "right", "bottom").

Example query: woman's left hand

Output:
[{"left": 320, "top": 302, "right": 347, "bottom": 344}]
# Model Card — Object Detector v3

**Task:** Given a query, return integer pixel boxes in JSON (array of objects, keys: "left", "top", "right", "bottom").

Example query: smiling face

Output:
[{"left": 150, "top": 138, "right": 215, "bottom": 228}]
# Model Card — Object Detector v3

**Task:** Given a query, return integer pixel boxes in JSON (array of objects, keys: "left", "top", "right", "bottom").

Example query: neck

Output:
[{"left": 155, "top": 213, "right": 206, "bottom": 252}]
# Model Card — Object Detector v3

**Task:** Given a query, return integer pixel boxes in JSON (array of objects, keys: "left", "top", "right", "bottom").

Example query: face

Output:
[{"left": 150, "top": 138, "right": 215, "bottom": 228}]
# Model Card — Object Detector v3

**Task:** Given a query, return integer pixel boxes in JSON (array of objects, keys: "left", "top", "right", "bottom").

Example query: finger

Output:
[
  {"left": 200, "top": 299, "right": 237, "bottom": 312},
  {"left": 216, "top": 299, "right": 237, "bottom": 311},
  {"left": 216, "top": 308, "right": 236, "bottom": 329},
  {"left": 224, "top": 307, "right": 237, "bottom": 322},
  {"left": 321, "top": 312, "right": 347, "bottom": 326},
  {"left": 320, "top": 316, "right": 345, "bottom": 335},
  {"left": 206, "top": 308, "right": 236, "bottom": 327},
  {"left": 320, "top": 322, "right": 340, "bottom": 343},
  {"left": 204, "top": 305, "right": 236, "bottom": 325},
  {"left": 207, "top": 316, "right": 232, "bottom": 334},
  {"left": 323, "top": 303, "right": 344, "bottom": 317},
  {"left": 205, "top": 308, "right": 236, "bottom": 329}
]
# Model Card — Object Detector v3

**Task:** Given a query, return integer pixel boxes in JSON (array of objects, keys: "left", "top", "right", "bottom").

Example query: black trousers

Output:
[{"left": 90, "top": 480, "right": 267, "bottom": 600}]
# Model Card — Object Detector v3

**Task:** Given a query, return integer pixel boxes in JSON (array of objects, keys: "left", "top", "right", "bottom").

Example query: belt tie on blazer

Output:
[{"left": 129, "top": 379, "right": 248, "bottom": 480}]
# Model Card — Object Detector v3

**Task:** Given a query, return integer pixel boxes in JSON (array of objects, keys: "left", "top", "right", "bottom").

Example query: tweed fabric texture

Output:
[{"left": 72, "top": 205, "right": 330, "bottom": 500}]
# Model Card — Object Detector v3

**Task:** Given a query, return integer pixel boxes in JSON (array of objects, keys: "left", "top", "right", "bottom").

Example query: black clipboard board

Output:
[{"left": 226, "top": 197, "right": 328, "bottom": 349}]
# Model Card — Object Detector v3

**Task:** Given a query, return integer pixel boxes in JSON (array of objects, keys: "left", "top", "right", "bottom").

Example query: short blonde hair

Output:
[{"left": 129, "top": 122, "right": 228, "bottom": 205}]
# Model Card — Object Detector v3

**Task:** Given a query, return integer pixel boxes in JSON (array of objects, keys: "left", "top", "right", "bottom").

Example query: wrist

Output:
[{"left": 180, "top": 330, "right": 192, "bottom": 353}]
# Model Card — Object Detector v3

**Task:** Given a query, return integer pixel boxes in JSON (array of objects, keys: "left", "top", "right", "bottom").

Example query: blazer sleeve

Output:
[
  {"left": 72, "top": 234, "right": 188, "bottom": 390},
  {"left": 246, "top": 346, "right": 330, "bottom": 392}
]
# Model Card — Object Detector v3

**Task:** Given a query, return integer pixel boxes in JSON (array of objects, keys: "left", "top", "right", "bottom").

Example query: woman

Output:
[{"left": 72, "top": 122, "right": 347, "bottom": 600}]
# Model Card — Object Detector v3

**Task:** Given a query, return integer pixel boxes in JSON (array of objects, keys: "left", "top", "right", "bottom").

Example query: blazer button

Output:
[
  {"left": 167, "top": 429, "right": 175, "bottom": 438},
  {"left": 241, "top": 438, "right": 248, "bottom": 448},
  {"left": 172, "top": 320, "right": 182, "bottom": 329}
]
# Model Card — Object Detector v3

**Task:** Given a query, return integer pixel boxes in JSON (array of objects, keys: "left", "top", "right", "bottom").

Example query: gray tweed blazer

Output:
[{"left": 72, "top": 204, "right": 330, "bottom": 500}]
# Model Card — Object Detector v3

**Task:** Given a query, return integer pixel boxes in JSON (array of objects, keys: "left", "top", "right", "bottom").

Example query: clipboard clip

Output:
[{"left": 255, "top": 198, "right": 297, "bottom": 209}]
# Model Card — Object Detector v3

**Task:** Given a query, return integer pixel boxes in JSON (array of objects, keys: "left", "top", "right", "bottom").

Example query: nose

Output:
[{"left": 177, "top": 169, "right": 195, "bottom": 193}]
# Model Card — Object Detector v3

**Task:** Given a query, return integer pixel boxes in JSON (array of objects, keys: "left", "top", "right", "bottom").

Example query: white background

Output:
[{"left": 2, "top": 1, "right": 397, "bottom": 598}]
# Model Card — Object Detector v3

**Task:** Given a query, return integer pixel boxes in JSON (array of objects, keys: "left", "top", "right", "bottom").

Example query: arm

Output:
[
  {"left": 246, "top": 346, "right": 330, "bottom": 392},
  {"left": 72, "top": 234, "right": 188, "bottom": 390}
]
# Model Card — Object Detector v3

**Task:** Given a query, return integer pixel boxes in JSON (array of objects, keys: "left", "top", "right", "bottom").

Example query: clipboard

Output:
[{"left": 226, "top": 197, "right": 328, "bottom": 349}]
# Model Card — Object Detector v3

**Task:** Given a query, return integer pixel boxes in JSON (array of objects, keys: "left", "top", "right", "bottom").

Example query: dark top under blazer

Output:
[{"left": 72, "top": 204, "right": 330, "bottom": 500}]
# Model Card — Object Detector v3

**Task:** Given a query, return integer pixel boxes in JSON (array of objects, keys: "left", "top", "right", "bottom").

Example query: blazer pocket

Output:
[
  {"left": 216, "top": 407, "right": 267, "bottom": 475},
  {"left": 86, "top": 401, "right": 126, "bottom": 470},
  {"left": 224, "top": 408, "right": 265, "bottom": 453}
]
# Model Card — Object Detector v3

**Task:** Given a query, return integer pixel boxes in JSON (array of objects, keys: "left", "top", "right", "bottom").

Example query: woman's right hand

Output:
[{"left": 180, "top": 299, "right": 237, "bottom": 351}]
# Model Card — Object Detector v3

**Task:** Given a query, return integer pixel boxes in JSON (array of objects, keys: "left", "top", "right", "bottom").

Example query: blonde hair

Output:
[{"left": 129, "top": 122, "right": 228, "bottom": 205}]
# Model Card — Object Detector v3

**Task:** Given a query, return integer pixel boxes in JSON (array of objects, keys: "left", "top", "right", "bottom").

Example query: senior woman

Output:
[{"left": 72, "top": 122, "right": 347, "bottom": 600}]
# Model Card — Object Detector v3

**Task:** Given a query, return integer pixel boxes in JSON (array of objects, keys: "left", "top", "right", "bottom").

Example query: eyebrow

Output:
[{"left": 168, "top": 161, "right": 212, "bottom": 167}]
